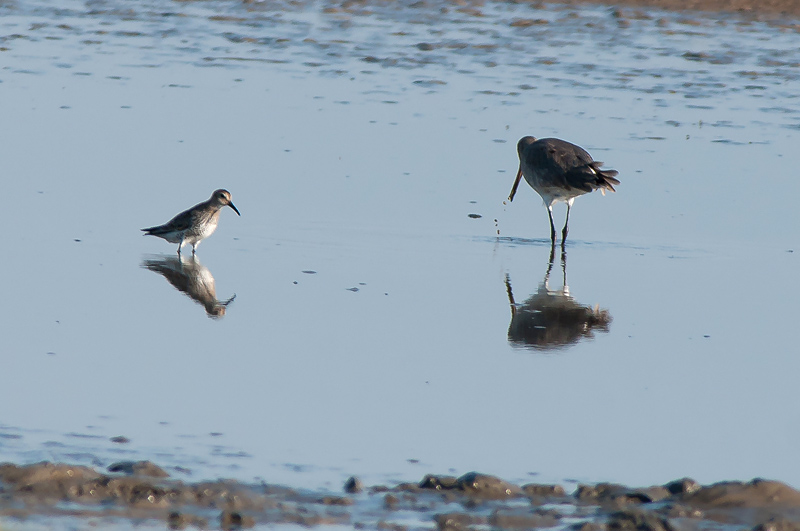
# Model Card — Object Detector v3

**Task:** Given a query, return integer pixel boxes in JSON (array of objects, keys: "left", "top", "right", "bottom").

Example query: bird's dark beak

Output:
[
  {"left": 508, "top": 166, "right": 523, "bottom": 202},
  {"left": 229, "top": 202, "right": 241, "bottom": 216}
]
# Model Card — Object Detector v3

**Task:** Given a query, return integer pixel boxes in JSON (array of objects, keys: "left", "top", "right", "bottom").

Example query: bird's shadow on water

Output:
[
  {"left": 141, "top": 254, "right": 236, "bottom": 319},
  {"left": 504, "top": 244, "right": 612, "bottom": 351}
]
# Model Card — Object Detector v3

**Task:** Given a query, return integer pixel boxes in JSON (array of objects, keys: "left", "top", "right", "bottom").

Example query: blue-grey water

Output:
[{"left": 1, "top": 0, "right": 799, "bottom": 497}]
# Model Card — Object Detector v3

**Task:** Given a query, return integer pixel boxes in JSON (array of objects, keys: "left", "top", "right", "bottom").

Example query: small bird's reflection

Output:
[
  {"left": 142, "top": 254, "right": 235, "bottom": 319},
  {"left": 505, "top": 245, "right": 611, "bottom": 350}
]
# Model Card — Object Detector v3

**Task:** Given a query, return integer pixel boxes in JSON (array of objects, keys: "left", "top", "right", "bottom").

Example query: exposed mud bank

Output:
[
  {"left": 550, "top": 0, "right": 800, "bottom": 19},
  {"left": 2, "top": 462, "right": 800, "bottom": 529}
]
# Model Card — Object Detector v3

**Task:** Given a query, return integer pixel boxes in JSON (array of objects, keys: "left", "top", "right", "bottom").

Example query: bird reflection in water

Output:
[
  {"left": 505, "top": 245, "right": 611, "bottom": 350},
  {"left": 142, "top": 255, "right": 235, "bottom": 319}
]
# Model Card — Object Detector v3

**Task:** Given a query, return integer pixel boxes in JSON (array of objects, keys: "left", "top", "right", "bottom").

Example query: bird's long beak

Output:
[
  {"left": 229, "top": 202, "right": 241, "bottom": 216},
  {"left": 508, "top": 166, "right": 523, "bottom": 202}
]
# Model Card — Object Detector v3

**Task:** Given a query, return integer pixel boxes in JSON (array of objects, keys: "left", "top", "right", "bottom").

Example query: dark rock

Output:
[
  {"left": 608, "top": 509, "right": 674, "bottom": 531},
  {"left": 457, "top": 472, "right": 522, "bottom": 499},
  {"left": 633, "top": 487, "right": 671, "bottom": 503},
  {"left": 384, "top": 493, "right": 399, "bottom": 510},
  {"left": 435, "top": 512, "right": 484, "bottom": 530},
  {"left": 345, "top": 476, "right": 363, "bottom": 493},
  {"left": 575, "top": 483, "right": 667, "bottom": 506},
  {"left": 168, "top": 511, "right": 189, "bottom": 530},
  {"left": 657, "top": 503, "right": 703, "bottom": 519},
  {"left": 420, "top": 474, "right": 459, "bottom": 490},
  {"left": 753, "top": 520, "right": 800, "bottom": 531},
  {"left": 523, "top": 483, "right": 567, "bottom": 498},
  {"left": 377, "top": 521, "right": 407, "bottom": 531},
  {"left": 0, "top": 462, "right": 101, "bottom": 488},
  {"left": 220, "top": 510, "right": 255, "bottom": 529},
  {"left": 572, "top": 522, "right": 607, "bottom": 531},
  {"left": 680, "top": 479, "right": 800, "bottom": 508},
  {"left": 664, "top": 478, "right": 700, "bottom": 495},
  {"left": 319, "top": 495, "right": 353, "bottom": 505},
  {"left": 167, "top": 511, "right": 207, "bottom": 530},
  {"left": 490, "top": 508, "right": 560, "bottom": 528},
  {"left": 107, "top": 461, "right": 169, "bottom": 478},
  {"left": 510, "top": 18, "right": 548, "bottom": 26},
  {"left": 576, "top": 484, "right": 629, "bottom": 502}
]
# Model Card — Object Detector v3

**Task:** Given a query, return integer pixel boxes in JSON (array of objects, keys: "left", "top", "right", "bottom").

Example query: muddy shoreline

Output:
[
  {"left": 550, "top": 0, "right": 800, "bottom": 19},
  {"left": 3, "top": 461, "right": 800, "bottom": 530}
]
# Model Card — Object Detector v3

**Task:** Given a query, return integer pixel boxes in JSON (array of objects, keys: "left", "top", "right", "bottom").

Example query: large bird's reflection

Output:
[
  {"left": 505, "top": 245, "right": 611, "bottom": 350},
  {"left": 142, "top": 255, "right": 235, "bottom": 319}
]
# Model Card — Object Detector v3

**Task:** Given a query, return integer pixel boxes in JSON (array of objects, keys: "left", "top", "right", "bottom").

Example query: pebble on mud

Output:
[
  {"left": 345, "top": 476, "right": 363, "bottom": 493},
  {"left": 220, "top": 510, "right": 255, "bottom": 529}
]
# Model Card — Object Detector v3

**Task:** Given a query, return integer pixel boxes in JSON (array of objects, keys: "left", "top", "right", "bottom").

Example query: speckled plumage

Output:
[{"left": 142, "top": 189, "right": 240, "bottom": 254}]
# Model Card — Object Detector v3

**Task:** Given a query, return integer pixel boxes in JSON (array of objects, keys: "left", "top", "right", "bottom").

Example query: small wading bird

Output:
[
  {"left": 507, "top": 136, "right": 619, "bottom": 243},
  {"left": 142, "top": 189, "right": 241, "bottom": 254}
]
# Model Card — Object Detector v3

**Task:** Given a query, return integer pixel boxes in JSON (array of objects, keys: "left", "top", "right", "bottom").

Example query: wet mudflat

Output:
[
  {"left": 1, "top": 0, "right": 800, "bottom": 528},
  {"left": 4, "top": 460, "right": 800, "bottom": 530}
]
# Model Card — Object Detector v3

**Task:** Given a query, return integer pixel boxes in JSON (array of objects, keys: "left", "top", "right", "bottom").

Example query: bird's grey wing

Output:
[
  {"left": 528, "top": 141, "right": 595, "bottom": 189},
  {"left": 561, "top": 165, "right": 605, "bottom": 192},
  {"left": 540, "top": 141, "right": 610, "bottom": 192},
  {"left": 143, "top": 208, "right": 196, "bottom": 235}
]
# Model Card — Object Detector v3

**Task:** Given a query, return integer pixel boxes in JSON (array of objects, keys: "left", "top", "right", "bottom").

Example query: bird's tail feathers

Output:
[{"left": 591, "top": 164, "right": 620, "bottom": 192}]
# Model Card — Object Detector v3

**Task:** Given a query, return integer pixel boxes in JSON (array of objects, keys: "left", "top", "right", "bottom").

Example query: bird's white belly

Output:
[
  {"left": 534, "top": 183, "right": 588, "bottom": 207},
  {"left": 185, "top": 221, "right": 218, "bottom": 245}
]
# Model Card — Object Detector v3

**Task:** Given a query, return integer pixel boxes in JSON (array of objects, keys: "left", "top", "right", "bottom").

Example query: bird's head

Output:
[
  {"left": 508, "top": 136, "right": 537, "bottom": 202},
  {"left": 517, "top": 136, "right": 537, "bottom": 157},
  {"left": 211, "top": 189, "right": 241, "bottom": 216}
]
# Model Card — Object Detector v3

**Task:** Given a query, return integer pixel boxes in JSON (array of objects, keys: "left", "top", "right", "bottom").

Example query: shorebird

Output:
[
  {"left": 507, "top": 136, "right": 619, "bottom": 243},
  {"left": 142, "top": 189, "right": 240, "bottom": 254}
]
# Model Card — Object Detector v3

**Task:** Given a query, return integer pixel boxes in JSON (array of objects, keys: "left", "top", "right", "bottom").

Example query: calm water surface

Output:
[{"left": 1, "top": 0, "right": 799, "bottom": 493}]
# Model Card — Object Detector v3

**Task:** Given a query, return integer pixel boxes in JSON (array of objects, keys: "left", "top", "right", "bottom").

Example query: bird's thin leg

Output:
[
  {"left": 547, "top": 206, "right": 557, "bottom": 243},
  {"left": 504, "top": 274, "right": 517, "bottom": 316},
  {"left": 544, "top": 242, "right": 556, "bottom": 289},
  {"left": 177, "top": 238, "right": 183, "bottom": 255},
  {"left": 562, "top": 202, "right": 572, "bottom": 243},
  {"left": 192, "top": 243, "right": 197, "bottom": 255}
]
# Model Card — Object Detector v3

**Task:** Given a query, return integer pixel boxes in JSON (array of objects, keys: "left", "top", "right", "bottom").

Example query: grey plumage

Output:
[
  {"left": 142, "top": 189, "right": 240, "bottom": 254},
  {"left": 508, "top": 136, "right": 619, "bottom": 243}
]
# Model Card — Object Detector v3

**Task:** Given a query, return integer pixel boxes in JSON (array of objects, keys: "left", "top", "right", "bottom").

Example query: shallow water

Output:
[{"left": 1, "top": 0, "right": 799, "bottom": 496}]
